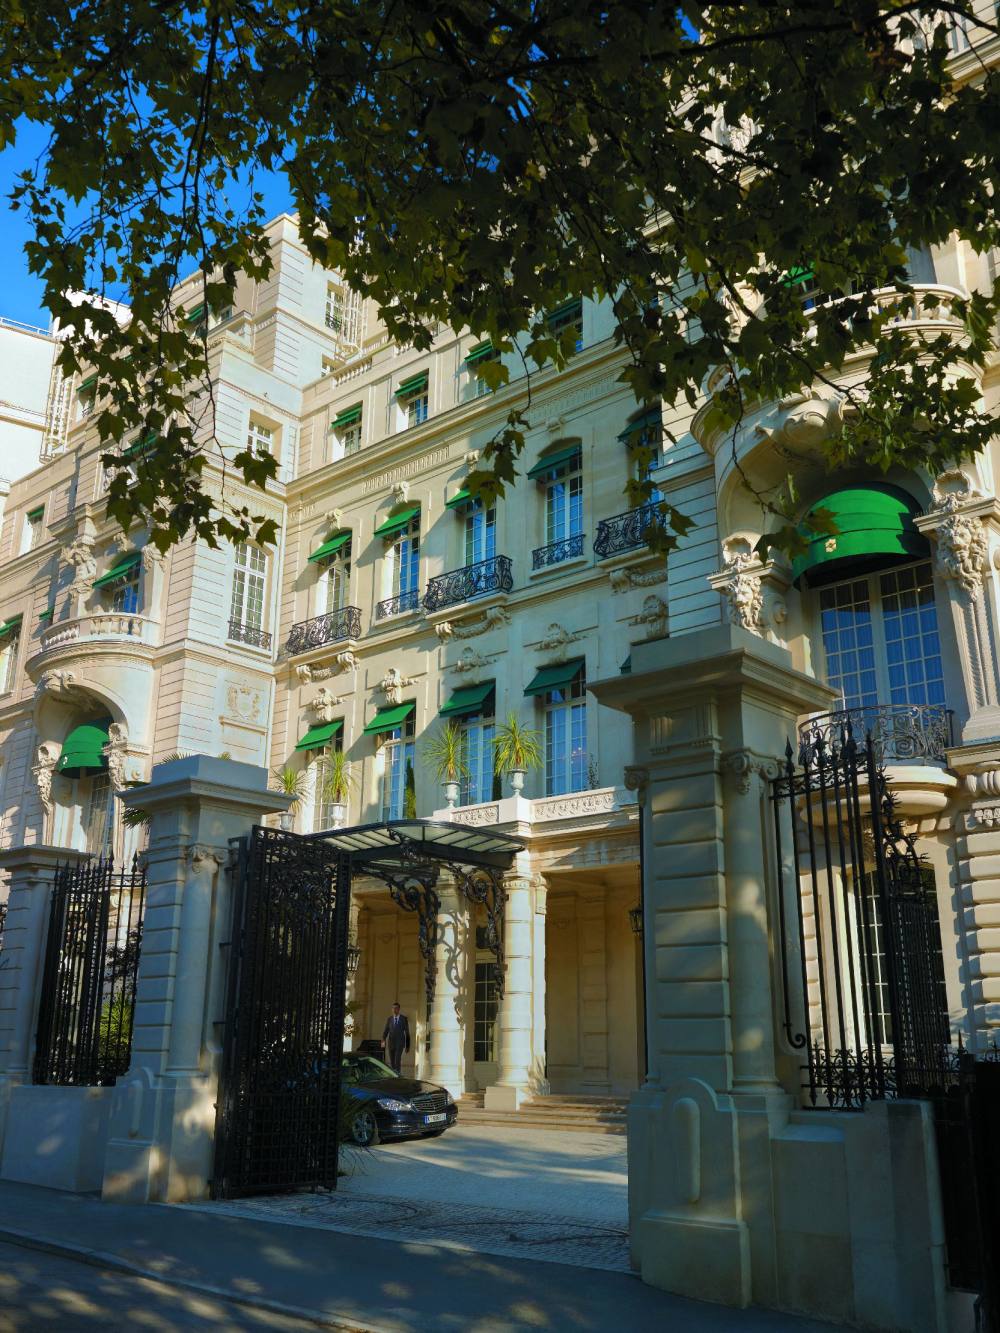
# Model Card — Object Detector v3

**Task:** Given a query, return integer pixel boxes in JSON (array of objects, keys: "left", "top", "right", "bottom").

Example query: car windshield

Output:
[{"left": 342, "top": 1055, "right": 398, "bottom": 1083}]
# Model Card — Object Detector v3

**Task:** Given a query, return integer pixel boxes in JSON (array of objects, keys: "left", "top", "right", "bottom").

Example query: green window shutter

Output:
[
  {"left": 331, "top": 404, "right": 362, "bottom": 429},
  {"left": 26, "top": 506, "right": 44, "bottom": 522},
  {"left": 464, "top": 340, "right": 494, "bottom": 365},
  {"left": 56, "top": 717, "right": 111, "bottom": 778},
  {"left": 122, "top": 431, "right": 159, "bottom": 459},
  {"left": 791, "top": 485, "right": 929, "bottom": 586},
  {"left": 617, "top": 407, "right": 662, "bottom": 444},
  {"left": 445, "top": 488, "right": 471, "bottom": 511},
  {"left": 526, "top": 443, "right": 582, "bottom": 480},
  {"left": 0, "top": 613, "right": 24, "bottom": 637},
  {"left": 440, "top": 681, "right": 496, "bottom": 719},
  {"left": 363, "top": 702, "right": 416, "bottom": 735},
  {"left": 307, "top": 531, "right": 352, "bottom": 564},
  {"left": 374, "top": 505, "right": 420, "bottom": 538},
  {"left": 395, "top": 371, "right": 429, "bottom": 398},
  {"left": 295, "top": 719, "right": 344, "bottom": 751},
  {"left": 92, "top": 551, "right": 142, "bottom": 590},
  {"left": 524, "top": 657, "right": 586, "bottom": 697}
]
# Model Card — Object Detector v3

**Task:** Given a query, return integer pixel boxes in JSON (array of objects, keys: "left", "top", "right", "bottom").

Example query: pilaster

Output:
[{"left": 485, "top": 853, "right": 535, "bottom": 1110}]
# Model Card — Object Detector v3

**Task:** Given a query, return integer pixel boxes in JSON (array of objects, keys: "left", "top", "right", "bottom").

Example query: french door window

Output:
[
  {"left": 405, "top": 391, "right": 429, "bottom": 428},
  {"left": 545, "top": 457, "right": 583, "bottom": 546},
  {"left": 464, "top": 503, "right": 496, "bottom": 566},
  {"left": 230, "top": 543, "right": 267, "bottom": 632},
  {"left": 544, "top": 669, "right": 587, "bottom": 796},
  {"left": 388, "top": 520, "right": 420, "bottom": 605},
  {"left": 111, "top": 567, "right": 141, "bottom": 614},
  {"left": 0, "top": 629, "right": 21, "bottom": 693},
  {"left": 460, "top": 713, "right": 496, "bottom": 806},
  {"left": 379, "top": 714, "right": 416, "bottom": 820},
  {"left": 82, "top": 772, "right": 115, "bottom": 857},
  {"left": 473, "top": 960, "right": 500, "bottom": 1062},
  {"left": 311, "top": 743, "right": 344, "bottom": 832},
  {"left": 319, "top": 547, "right": 352, "bottom": 614},
  {"left": 247, "top": 420, "right": 273, "bottom": 458}
]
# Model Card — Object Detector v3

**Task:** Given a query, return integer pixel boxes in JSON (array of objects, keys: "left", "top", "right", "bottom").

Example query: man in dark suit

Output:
[{"left": 381, "top": 1002, "right": 410, "bottom": 1074}]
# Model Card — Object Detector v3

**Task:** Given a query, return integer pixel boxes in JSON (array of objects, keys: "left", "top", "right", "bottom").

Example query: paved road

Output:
[
  {"left": 191, "top": 1124, "right": 631, "bottom": 1271},
  {"left": 0, "top": 1240, "right": 320, "bottom": 1331}
]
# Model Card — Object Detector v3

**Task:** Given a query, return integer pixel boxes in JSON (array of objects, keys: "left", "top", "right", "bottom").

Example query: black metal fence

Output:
[{"left": 33, "top": 855, "right": 146, "bottom": 1087}]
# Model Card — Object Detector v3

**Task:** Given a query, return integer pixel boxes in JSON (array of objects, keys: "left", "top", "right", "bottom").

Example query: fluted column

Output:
[
  {"left": 485, "top": 855, "right": 534, "bottom": 1110},
  {"left": 425, "top": 882, "right": 468, "bottom": 1095}
]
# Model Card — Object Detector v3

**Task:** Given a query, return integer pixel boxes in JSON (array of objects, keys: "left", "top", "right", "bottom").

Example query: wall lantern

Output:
[{"left": 629, "top": 903, "right": 643, "bottom": 937}]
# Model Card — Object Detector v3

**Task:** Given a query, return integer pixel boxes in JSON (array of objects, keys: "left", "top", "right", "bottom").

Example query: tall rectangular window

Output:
[
  {"left": 0, "top": 628, "right": 20, "bottom": 694},
  {"left": 111, "top": 566, "right": 141, "bottom": 615},
  {"left": 230, "top": 543, "right": 267, "bottom": 632},
  {"left": 464, "top": 503, "right": 496, "bottom": 566},
  {"left": 311, "top": 740, "right": 344, "bottom": 833},
  {"left": 460, "top": 713, "right": 497, "bottom": 806},
  {"left": 21, "top": 507, "right": 44, "bottom": 555},
  {"left": 379, "top": 713, "right": 416, "bottom": 820},
  {"left": 83, "top": 772, "right": 115, "bottom": 858},
  {"left": 326, "top": 285, "right": 345, "bottom": 332},
  {"left": 247, "top": 420, "right": 274, "bottom": 458},
  {"left": 547, "top": 298, "right": 584, "bottom": 354},
  {"left": 406, "top": 391, "right": 429, "bottom": 428},
  {"left": 545, "top": 456, "right": 583, "bottom": 545},
  {"left": 473, "top": 961, "right": 500, "bottom": 1062},
  {"left": 388, "top": 519, "right": 420, "bottom": 604},
  {"left": 544, "top": 667, "right": 588, "bottom": 796},
  {"left": 319, "top": 545, "right": 352, "bottom": 614}
]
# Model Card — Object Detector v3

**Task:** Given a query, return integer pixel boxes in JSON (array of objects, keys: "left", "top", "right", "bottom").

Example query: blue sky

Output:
[{"left": 0, "top": 118, "right": 295, "bottom": 328}]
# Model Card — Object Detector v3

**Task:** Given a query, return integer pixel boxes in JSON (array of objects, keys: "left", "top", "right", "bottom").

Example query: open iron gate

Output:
[{"left": 213, "top": 826, "right": 351, "bottom": 1199}]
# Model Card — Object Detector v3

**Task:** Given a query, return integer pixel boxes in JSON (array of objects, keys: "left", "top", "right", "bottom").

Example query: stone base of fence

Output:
[{"left": 1, "top": 1085, "right": 113, "bottom": 1192}]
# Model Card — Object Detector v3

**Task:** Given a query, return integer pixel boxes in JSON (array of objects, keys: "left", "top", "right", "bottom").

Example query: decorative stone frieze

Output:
[
  {"left": 433, "top": 604, "right": 511, "bottom": 639},
  {"left": 294, "top": 651, "right": 357, "bottom": 683},
  {"left": 448, "top": 803, "right": 501, "bottom": 827},
  {"left": 449, "top": 647, "right": 494, "bottom": 675},
  {"left": 608, "top": 565, "right": 668, "bottom": 593}
]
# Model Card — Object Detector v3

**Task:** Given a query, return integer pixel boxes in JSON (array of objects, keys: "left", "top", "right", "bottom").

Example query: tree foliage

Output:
[{"left": 2, "top": 0, "right": 999, "bottom": 553}]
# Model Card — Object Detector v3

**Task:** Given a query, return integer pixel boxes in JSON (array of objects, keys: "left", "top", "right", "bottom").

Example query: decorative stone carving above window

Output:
[
  {"left": 380, "top": 666, "right": 416, "bottom": 704},
  {"left": 630, "top": 595, "right": 667, "bottom": 639},
  {"left": 708, "top": 534, "right": 788, "bottom": 640},
  {"left": 921, "top": 471, "right": 989, "bottom": 598},
  {"left": 433, "top": 604, "right": 511, "bottom": 640},
  {"left": 295, "top": 651, "right": 357, "bottom": 683},
  {"left": 307, "top": 686, "right": 345, "bottom": 721},
  {"left": 533, "top": 622, "right": 580, "bottom": 663}
]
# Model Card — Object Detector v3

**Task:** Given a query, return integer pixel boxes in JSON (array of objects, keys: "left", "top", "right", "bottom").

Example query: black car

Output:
[{"left": 341, "top": 1052, "right": 458, "bottom": 1147}]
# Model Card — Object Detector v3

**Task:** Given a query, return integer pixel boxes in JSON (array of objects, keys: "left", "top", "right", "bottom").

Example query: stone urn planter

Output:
[
  {"left": 509, "top": 768, "right": 527, "bottom": 795},
  {"left": 443, "top": 780, "right": 461, "bottom": 809},
  {"left": 329, "top": 800, "right": 347, "bottom": 829}
]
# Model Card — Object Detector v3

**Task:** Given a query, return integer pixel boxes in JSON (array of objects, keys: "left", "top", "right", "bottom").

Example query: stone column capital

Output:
[{"left": 186, "top": 843, "right": 225, "bottom": 873}]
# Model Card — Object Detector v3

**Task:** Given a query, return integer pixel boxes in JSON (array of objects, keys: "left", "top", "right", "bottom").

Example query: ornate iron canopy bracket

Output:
[{"left": 366, "top": 858, "right": 441, "bottom": 1006}]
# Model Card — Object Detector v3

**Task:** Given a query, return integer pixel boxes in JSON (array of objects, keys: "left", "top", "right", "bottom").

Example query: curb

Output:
[{"left": 0, "top": 1223, "right": 396, "bottom": 1333}]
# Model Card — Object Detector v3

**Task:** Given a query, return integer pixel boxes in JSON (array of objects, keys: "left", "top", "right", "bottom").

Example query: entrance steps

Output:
[{"left": 456, "top": 1091, "right": 628, "bottom": 1136}]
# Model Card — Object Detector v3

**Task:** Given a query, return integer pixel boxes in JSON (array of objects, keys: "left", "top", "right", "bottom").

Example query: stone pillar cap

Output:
[{"left": 121, "top": 754, "right": 293, "bottom": 817}]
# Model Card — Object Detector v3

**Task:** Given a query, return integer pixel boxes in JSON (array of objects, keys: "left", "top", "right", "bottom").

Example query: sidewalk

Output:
[{"left": 0, "top": 1179, "right": 836, "bottom": 1333}]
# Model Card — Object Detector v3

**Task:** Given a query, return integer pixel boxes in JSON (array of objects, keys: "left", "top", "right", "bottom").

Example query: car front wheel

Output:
[{"left": 351, "top": 1108, "right": 380, "bottom": 1147}]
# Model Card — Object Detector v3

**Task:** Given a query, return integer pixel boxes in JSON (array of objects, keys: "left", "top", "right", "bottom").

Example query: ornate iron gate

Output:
[
  {"left": 33, "top": 854, "right": 146, "bottom": 1087},
  {"left": 213, "top": 826, "right": 352, "bottom": 1199}
]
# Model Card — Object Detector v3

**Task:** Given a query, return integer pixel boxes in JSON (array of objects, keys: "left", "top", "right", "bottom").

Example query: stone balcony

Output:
[
  {"left": 433, "top": 784, "right": 637, "bottom": 833},
  {"left": 30, "top": 611, "right": 160, "bottom": 665}
]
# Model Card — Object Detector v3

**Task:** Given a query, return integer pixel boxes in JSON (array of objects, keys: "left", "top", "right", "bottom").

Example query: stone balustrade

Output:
[
  {"left": 437, "top": 785, "right": 634, "bottom": 829},
  {"left": 38, "top": 612, "right": 160, "bottom": 653}
]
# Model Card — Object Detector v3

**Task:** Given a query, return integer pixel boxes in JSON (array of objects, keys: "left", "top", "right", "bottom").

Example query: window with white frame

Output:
[
  {"left": 0, "top": 624, "right": 20, "bottom": 694},
  {"left": 395, "top": 373, "right": 429, "bottom": 430},
  {"left": 464, "top": 502, "right": 496, "bottom": 566},
  {"left": 464, "top": 341, "right": 498, "bottom": 399},
  {"left": 406, "top": 389, "right": 428, "bottom": 428},
  {"left": 77, "top": 378, "right": 96, "bottom": 420},
  {"left": 247, "top": 419, "right": 274, "bottom": 459},
  {"left": 318, "top": 543, "right": 352, "bottom": 615},
  {"left": 544, "top": 453, "right": 583, "bottom": 546},
  {"left": 460, "top": 711, "right": 497, "bottom": 806},
  {"left": 378, "top": 712, "right": 416, "bottom": 820},
  {"left": 330, "top": 404, "right": 362, "bottom": 459},
  {"left": 543, "top": 666, "right": 588, "bottom": 796},
  {"left": 110, "top": 563, "right": 142, "bottom": 614},
  {"left": 82, "top": 771, "right": 115, "bottom": 857},
  {"left": 623, "top": 409, "right": 663, "bottom": 504},
  {"left": 386, "top": 517, "right": 420, "bottom": 609},
  {"left": 473, "top": 958, "right": 500, "bottom": 1062},
  {"left": 546, "top": 298, "right": 583, "bottom": 354},
  {"left": 21, "top": 507, "right": 44, "bottom": 555},
  {"left": 326, "top": 285, "right": 345, "bottom": 332},
  {"left": 817, "top": 561, "right": 945, "bottom": 715},
  {"left": 229, "top": 543, "right": 267, "bottom": 634},
  {"left": 311, "top": 738, "right": 345, "bottom": 832}
]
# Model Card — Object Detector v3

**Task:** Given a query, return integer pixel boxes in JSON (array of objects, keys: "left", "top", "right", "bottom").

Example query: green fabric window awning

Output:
[
  {"left": 122, "top": 431, "right": 158, "bottom": 460},
  {"left": 524, "top": 656, "right": 586, "bottom": 698},
  {"left": 440, "top": 681, "right": 495, "bottom": 719},
  {"left": 79, "top": 374, "right": 97, "bottom": 392},
  {"left": 547, "top": 297, "right": 582, "bottom": 328},
  {"left": 395, "top": 371, "right": 428, "bottom": 398},
  {"left": 374, "top": 505, "right": 420, "bottom": 538},
  {"left": 331, "top": 404, "right": 362, "bottom": 429},
  {"left": 617, "top": 407, "right": 662, "bottom": 444},
  {"left": 56, "top": 717, "right": 111, "bottom": 778},
  {"left": 39, "top": 607, "right": 53, "bottom": 623},
  {"left": 295, "top": 719, "right": 344, "bottom": 751},
  {"left": 782, "top": 265, "right": 815, "bottom": 288},
  {"left": 26, "top": 505, "right": 44, "bottom": 521},
  {"left": 307, "top": 531, "right": 351, "bottom": 563},
  {"left": 445, "top": 488, "right": 471, "bottom": 511},
  {"left": 363, "top": 701, "right": 415, "bottom": 735},
  {"left": 185, "top": 303, "right": 205, "bottom": 324},
  {"left": 526, "top": 443, "right": 581, "bottom": 480},
  {"left": 464, "top": 340, "right": 494, "bottom": 365},
  {"left": 792, "top": 485, "right": 929, "bottom": 586},
  {"left": 0, "top": 613, "right": 23, "bottom": 637},
  {"left": 92, "top": 551, "right": 142, "bottom": 590}
]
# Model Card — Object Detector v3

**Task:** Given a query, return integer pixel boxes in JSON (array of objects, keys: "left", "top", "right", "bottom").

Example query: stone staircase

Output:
[{"left": 455, "top": 1091, "right": 628, "bottom": 1136}]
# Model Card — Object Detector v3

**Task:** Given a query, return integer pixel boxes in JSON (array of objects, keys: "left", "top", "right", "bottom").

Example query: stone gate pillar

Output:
[{"left": 102, "top": 756, "right": 290, "bottom": 1205}]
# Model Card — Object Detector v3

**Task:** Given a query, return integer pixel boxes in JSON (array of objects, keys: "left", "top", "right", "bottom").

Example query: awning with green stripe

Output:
[
  {"left": 185, "top": 303, "right": 205, "bottom": 323},
  {"left": 792, "top": 485, "right": 929, "bottom": 586},
  {"left": 547, "top": 297, "right": 582, "bottom": 328},
  {"left": 122, "top": 431, "right": 158, "bottom": 459},
  {"left": 782, "top": 265, "right": 815, "bottom": 288},
  {"left": 331, "top": 404, "right": 362, "bottom": 429},
  {"left": 295, "top": 719, "right": 344, "bottom": 751},
  {"left": 526, "top": 444, "right": 581, "bottom": 480},
  {"left": 56, "top": 717, "right": 111, "bottom": 778},
  {"left": 374, "top": 505, "right": 420, "bottom": 538},
  {"left": 440, "top": 681, "right": 495, "bottom": 719},
  {"left": 307, "top": 531, "right": 351, "bottom": 563},
  {"left": 363, "top": 702, "right": 415, "bottom": 735},
  {"left": 464, "top": 340, "right": 494, "bottom": 365},
  {"left": 395, "top": 371, "right": 428, "bottom": 397},
  {"left": 524, "top": 657, "right": 585, "bottom": 697},
  {"left": 79, "top": 374, "right": 97, "bottom": 392},
  {"left": 0, "top": 613, "right": 23, "bottom": 637},
  {"left": 617, "top": 407, "right": 662, "bottom": 444},
  {"left": 92, "top": 551, "right": 141, "bottom": 590},
  {"left": 39, "top": 607, "right": 53, "bottom": 623},
  {"left": 445, "top": 488, "right": 471, "bottom": 511},
  {"left": 26, "top": 505, "right": 44, "bottom": 521}
]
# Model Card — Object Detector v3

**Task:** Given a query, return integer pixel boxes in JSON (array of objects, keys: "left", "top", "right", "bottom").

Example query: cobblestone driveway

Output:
[{"left": 192, "top": 1125, "right": 630, "bottom": 1273}]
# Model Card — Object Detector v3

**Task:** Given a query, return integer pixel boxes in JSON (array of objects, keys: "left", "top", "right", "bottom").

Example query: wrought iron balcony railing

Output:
[
  {"left": 423, "top": 555, "right": 514, "bottom": 613},
  {"left": 228, "top": 619, "right": 273, "bottom": 650},
  {"left": 532, "top": 534, "right": 584, "bottom": 570},
  {"left": 286, "top": 606, "right": 362, "bottom": 655},
  {"left": 798, "top": 703, "right": 954, "bottom": 765},
  {"left": 593, "top": 504, "right": 660, "bottom": 559},
  {"left": 375, "top": 589, "right": 420, "bottom": 620}
]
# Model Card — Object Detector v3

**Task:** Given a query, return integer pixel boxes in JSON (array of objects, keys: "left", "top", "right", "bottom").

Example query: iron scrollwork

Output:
[
  {"left": 375, "top": 589, "right": 420, "bottom": 620},
  {"left": 532, "top": 534, "right": 584, "bottom": 570},
  {"left": 798, "top": 703, "right": 953, "bottom": 765},
  {"left": 422, "top": 555, "right": 513, "bottom": 613},
  {"left": 593, "top": 504, "right": 660, "bottom": 559},
  {"left": 286, "top": 606, "right": 362, "bottom": 655},
  {"left": 446, "top": 862, "right": 507, "bottom": 997},
  {"left": 228, "top": 618, "right": 273, "bottom": 650}
]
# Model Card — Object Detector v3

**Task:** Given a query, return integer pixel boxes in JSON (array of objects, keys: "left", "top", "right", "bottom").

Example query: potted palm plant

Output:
[
  {"left": 320, "top": 750, "right": 355, "bottom": 828},
  {"left": 492, "top": 711, "right": 543, "bottom": 795},
  {"left": 270, "top": 764, "right": 309, "bottom": 831},
  {"left": 422, "top": 720, "right": 471, "bottom": 809}
]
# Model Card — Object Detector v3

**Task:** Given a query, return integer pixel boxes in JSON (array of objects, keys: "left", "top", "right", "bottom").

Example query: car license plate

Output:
[{"left": 424, "top": 1112, "right": 446, "bottom": 1124}]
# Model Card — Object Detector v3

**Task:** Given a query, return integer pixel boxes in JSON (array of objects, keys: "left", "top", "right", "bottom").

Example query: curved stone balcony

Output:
[{"left": 26, "top": 611, "right": 161, "bottom": 680}]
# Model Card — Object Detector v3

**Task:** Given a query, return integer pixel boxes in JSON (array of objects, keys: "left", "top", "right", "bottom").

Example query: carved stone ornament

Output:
[
  {"left": 224, "top": 679, "right": 264, "bottom": 723},
  {"left": 33, "top": 743, "right": 60, "bottom": 815},
  {"left": 609, "top": 564, "right": 668, "bottom": 594},
  {"left": 64, "top": 535, "right": 96, "bottom": 587},
  {"left": 308, "top": 686, "right": 344, "bottom": 721},
  {"left": 140, "top": 543, "right": 162, "bottom": 572},
  {"left": 623, "top": 765, "right": 649, "bottom": 793},
  {"left": 104, "top": 722, "right": 129, "bottom": 790},
  {"left": 187, "top": 843, "right": 225, "bottom": 875},
  {"left": 630, "top": 595, "right": 667, "bottom": 638},
  {"left": 717, "top": 536, "right": 763, "bottom": 632},
  {"left": 323, "top": 507, "right": 344, "bottom": 529},
  {"left": 295, "top": 651, "right": 357, "bottom": 684},
  {"left": 451, "top": 647, "right": 493, "bottom": 675},
  {"left": 391, "top": 481, "right": 410, "bottom": 504},
  {"left": 464, "top": 450, "right": 480, "bottom": 467},
  {"left": 536, "top": 623, "right": 578, "bottom": 663},
  {"left": 381, "top": 666, "right": 416, "bottom": 704},
  {"left": 965, "top": 766, "right": 1000, "bottom": 797},
  {"left": 927, "top": 472, "right": 989, "bottom": 597},
  {"left": 434, "top": 605, "right": 511, "bottom": 640},
  {"left": 722, "top": 748, "right": 781, "bottom": 794},
  {"left": 39, "top": 669, "right": 91, "bottom": 704}
]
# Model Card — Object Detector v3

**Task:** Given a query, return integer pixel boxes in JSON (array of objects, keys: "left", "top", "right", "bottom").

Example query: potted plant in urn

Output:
[
  {"left": 491, "top": 712, "right": 543, "bottom": 796},
  {"left": 270, "top": 764, "right": 309, "bottom": 831},
  {"left": 320, "top": 750, "right": 356, "bottom": 828},
  {"left": 422, "top": 720, "right": 471, "bottom": 809}
]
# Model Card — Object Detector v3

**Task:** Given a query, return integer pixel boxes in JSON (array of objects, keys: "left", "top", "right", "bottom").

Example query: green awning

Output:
[
  {"left": 363, "top": 702, "right": 416, "bottom": 735},
  {"left": 79, "top": 374, "right": 97, "bottom": 392},
  {"left": 307, "top": 531, "right": 352, "bottom": 563},
  {"left": 331, "top": 404, "right": 362, "bottom": 429},
  {"left": 526, "top": 444, "right": 581, "bottom": 480},
  {"left": 617, "top": 407, "right": 662, "bottom": 444},
  {"left": 185, "top": 303, "right": 205, "bottom": 323},
  {"left": 465, "top": 340, "right": 494, "bottom": 365},
  {"left": 524, "top": 657, "right": 586, "bottom": 698},
  {"left": 782, "top": 265, "right": 815, "bottom": 288},
  {"left": 440, "top": 681, "right": 495, "bottom": 719},
  {"left": 0, "top": 614, "right": 23, "bottom": 637},
  {"left": 56, "top": 717, "right": 111, "bottom": 778},
  {"left": 39, "top": 607, "right": 53, "bottom": 622},
  {"left": 547, "top": 298, "right": 582, "bottom": 328},
  {"left": 620, "top": 654, "right": 632, "bottom": 675},
  {"left": 395, "top": 371, "right": 428, "bottom": 397},
  {"left": 374, "top": 505, "right": 420, "bottom": 538},
  {"left": 295, "top": 719, "right": 344, "bottom": 751},
  {"left": 122, "top": 431, "right": 158, "bottom": 459},
  {"left": 92, "top": 551, "right": 141, "bottom": 590},
  {"left": 792, "top": 485, "right": 929, "bottom": 586},
  {"left": 26, "top": 506, "right": 44, "bottom": 521},
  {"left": 445, "top": 488, "right": 471, "bottom": 511}
]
